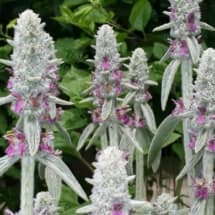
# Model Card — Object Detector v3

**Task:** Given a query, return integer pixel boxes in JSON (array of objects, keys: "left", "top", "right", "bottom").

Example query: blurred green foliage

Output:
[{"left": 0, "top": 0, "right": 214, "bottom": 213}]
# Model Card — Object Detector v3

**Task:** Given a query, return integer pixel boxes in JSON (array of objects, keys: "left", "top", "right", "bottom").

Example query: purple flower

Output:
[
  {"left": 102, "top": 57, "right": 111, "bottom": 70},
  {"left": 187, "top": 12, "right": 197, "bottom": 33},
  {"left": 91, "top": 108, "right": 102, "bottom": 123},
  {"left": 169, "top": 40, "right": 189, "bottom": 58},
  {"left": 113, "top": 70, "right": 122, "bottom": 83},
  {"left": 196, "top": 106, "right": 206, "bottom": 124},
  {"left": 4, "top": 129, "right": 27, "bottom": 157},
  {"left": 188, "top": 131, "right": 197, "bottom": 150},
  {"left": 39, "top": 143, "right": 53, "bottom": 154},
  {"left": 194, "top": 185, "right": 209, "bottom": 200},
  {"left": 112, "top": 203, "right": 123, "bottom": 215},
  {"left": 116, "top": 107, "right": 130, "bottom": 125},
  {"left": 172, "top": 98, "right": 185, "bottom": 116},
  {"left": 207, "top": 138, "right": 215, "bottom": 152},
  {"left": 143, "top": 91, "right": 152, "bottom": 102}
]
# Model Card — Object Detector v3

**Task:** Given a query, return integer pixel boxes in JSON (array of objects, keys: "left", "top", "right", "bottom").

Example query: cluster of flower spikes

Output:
[
  {"left": 167, "top": 0, "right": 202, "bottom": 59},
  {"left": 77, "top": 146, "right": 144, "bottom": 215},
  {"left": 4, "top": 191, "right": 59, "bottom": 215},
  {"left": 90, "top": 25, "right": 144, "bottom": 129}
]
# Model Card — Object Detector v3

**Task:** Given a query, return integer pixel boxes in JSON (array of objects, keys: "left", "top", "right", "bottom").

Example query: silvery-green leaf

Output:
[
  {"left": 76, "top": 205, "right": 96, "bottom": 214},
  {"left": 36, "top": 152, "right": 88, "bottom": 201},
  {"left": 16, "top": 115, "right": 24, "bottom": 130},
  {"left": 181, "top": 59, "right": 193, "bottom": 108},
  {"left": 86, "top": 124, "right": 106, "bottom": 149},
  {"left": 190, "top": 200, "right": 206, "bottom": 215},
  {"left": 176, "top": 149, "right": 204, "bottom": 180},
  {"left": 0, "top": 95, "right": 14, "bottom": 106},
  {"left": 151, "top": 150, "right": 161, "bottom": 173},
  {"left": 101, "top": 99, "right": 113, "bottom": 121},
  {"left": 186, "top": 37, "right": 199, "bottom": 64},
  {"left": 79, "top": 97, "right": 93, "bottom": 104},
  {"left": 82, "top": 86, "right": 93, "bottom": 95},
  {"left": 49, "top": 102, "right": 56, "bottom": 119},
  {"left": 144, "top": 80, "right": 158, "bottom": 86},
  {"left": 200, "top": 22, "right": 215, "bottom": 31},
  {"left": 24, "top": 115, "right": 41, "bottom": 156},
  {"left": 130, "top": 200, "right": 153, "bottom": 209},
  {"left": 160, "top": 48, "right": 170, "bottom": 63},
  {"left": 77, "top": 123, "right": 96, "bottom": 151},
  {"left": 161, "top": 59, "right": 180, "bottom": 110},
  {"left": 127, "top": 175, "right": 136, "bottom": 183},
  {"left": 49, "top": 96, "right": 73, "bottom": 106},
  {"left": 141, "top": 104, "right": 157, "bottom": 134},
  {"left": 147, "top": 115, "right": 180, "bottom": 167},
  {"left": 55, "top": 122, "right": 72, "bottom": 145},
  {"left": 153, "top": 23, "right": 172, "bottom": 32},
  {"left": 121, "top": 127, "right": 143, "bottom": 153},
  {"left": 45, "top": 167, "right": 62, "bottom": 204},
  {"left": 122, "top": 92, "right": 136, "bottom": 106},
  {"left": 123, "top": 82, "right": 139, "bottom": 90},
  {"left": 0, "top": 155, "right": 19, "bottom": 176},
  {"left": 38, "top": 163, "right": 45, "bottom": 179},
  {"left": 0, "top": 59, "right": 13, "bottom": 66},
  {"left": 85, "top": 177, "right": 94, "bottom": 185},
  {"left": 195, "top": 130, "right": 208, "bottom": 153}
]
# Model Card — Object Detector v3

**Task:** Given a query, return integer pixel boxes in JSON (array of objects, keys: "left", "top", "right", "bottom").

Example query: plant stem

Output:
[
  {"left": 21, "top": 156, "right": 35, "bottom": 215},
  {"left": 203, "top": 151, "right": 214, "bottom": 215},
  {"left": 181, "top": 59, "right": 194, "bottom": 201}
]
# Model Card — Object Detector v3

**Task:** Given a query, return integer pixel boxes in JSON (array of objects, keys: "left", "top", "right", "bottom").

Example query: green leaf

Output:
[
  {"left": 60, "top": 66, "right": 91, "bottom": 101},
  {"left": 147, "top": 115, "right": 181, "bottom": 168},
  {"left": 63, "top": 0, "right": 88, "bottom": 7},
  {"left": 129, "top": 0, "right": 152, "bottom": 31},
  {"left": 153, "top": 42, "right": 168, "bottom": 59}
]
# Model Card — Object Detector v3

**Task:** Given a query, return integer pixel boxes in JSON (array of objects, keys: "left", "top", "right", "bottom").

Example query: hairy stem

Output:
[
  {"left": 181, "top": 59, "right": 194, "bottom": 201},
  {"left": 21, "top": 156, "right": 35, "bottom": 215},
  {"left": 203, "top": 151, "right": 214, "bottom": 215}
]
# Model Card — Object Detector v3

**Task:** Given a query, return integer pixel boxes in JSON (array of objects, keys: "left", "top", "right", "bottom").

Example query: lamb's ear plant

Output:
[
  {"left": 149, "top": 48, "right": 215, "bottom": 214},
  {"left": 77, "top": 24, "right": 143, "bottom": 153},
  {"left": 122, "top": 48, "right": 157, "bottom": 205},
  {"left": 176, "top": 48, "right": 215, "bottom": 214},
  {"left": 150, "top": 0, "right": 215, "bottom": 199},
  {"left": 0, "top": 9, "right": 87, "bottom": 215}
]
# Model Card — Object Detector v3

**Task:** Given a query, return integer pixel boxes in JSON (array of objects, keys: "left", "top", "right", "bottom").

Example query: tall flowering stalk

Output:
[
  {"left": 0, "top": 9, "right": 87, "bottom": 215},
  {"left": 122, "top": 48, "right": 157, "bottom": 204},
  {"left": 149, "top": 48, "right": 215, "bottom": 213},
  {"left": 77, "top": 24, "right": 142, "bottom": 153},
  {"left": 152, "top": 0, "right": 214, "bottom": 198}
]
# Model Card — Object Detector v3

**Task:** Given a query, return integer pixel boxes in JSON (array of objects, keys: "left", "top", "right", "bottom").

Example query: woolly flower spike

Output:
[
  {"left": 123, "top": 48, "right": 156, "bottom": 134},
  {"left": 33, "top": 192, "right": 59, "bottom": 215},
  {"left": 76, "top": 146, "right": 145, "bottom": 215},
  {"left": 92, "top": 24, "right": 122, "bottom": 120},
  {"left": 0, "top": 9, "right": 72, "bottom": 156}
]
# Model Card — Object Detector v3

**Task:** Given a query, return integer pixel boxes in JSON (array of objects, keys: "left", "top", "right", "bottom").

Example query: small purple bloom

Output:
[
  {"left": 187, "top": 12, "right": 197, "bottom": 32},
  {"left": 180, "top": 40, "right": 189, "bottom": 57},
  {"left": 188, "top": 131, "right": 197, "bottom": 150},
  {"left": 115, "top": 84, "right": 122, "bottom": 95},
  {"left": 196, "top": 106, "right": 206, "bottom": 124},
  {"left": 39, "top": 143, "right": 53, "bottom": 154},
  {"left": 102, "top": 57, "right": 110, "bottom": 70},
  {"left": 113, "top": 70, "right": 122, "bottom": 82},
  {"left": 5, "top": 142, "right": 27, "bottom": 157},
  {"left": 207, "top": 138, "right": 215, "bottom": 152},
  {"left": 194, "top": 185, "right": 209, "bottom": 200},
  {"left": 143, "top": 91, "right": 152, "bottom": 102},
  {"left": 112, "top": 203, "right": 123, "bottom": 215},
  {"left": 91, "top": 108, "right": 102, "bottom": 123},
  {"left": 172, "top": 98, "right": 184, "bottom": 116}
]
